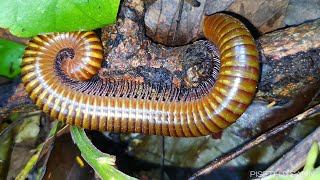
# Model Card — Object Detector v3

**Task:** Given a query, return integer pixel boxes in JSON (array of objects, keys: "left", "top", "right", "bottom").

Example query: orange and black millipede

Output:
[{"left": 21, "top": 14, "right": 259, "bottom": 137}]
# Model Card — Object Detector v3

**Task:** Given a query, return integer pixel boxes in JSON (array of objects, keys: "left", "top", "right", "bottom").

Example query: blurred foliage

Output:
[
  {"left": 15, "top": 116, "right": 40, "bottom": 143},
  {"left": 16, "top": 120, "right": 60, "bottom": 180},
  {"left": 0, "top": 112, "right": 44, "bottom": 179},
  {"left": 0, "top": 39, "right": 25, "bottom": 79},
  {"left": 0, "top": 122, "right": 13, "bottom": 179}
]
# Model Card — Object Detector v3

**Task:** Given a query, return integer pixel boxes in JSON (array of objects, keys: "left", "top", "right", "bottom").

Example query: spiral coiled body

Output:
[{"left": 21, "top": 14, "right": 259, "bottom": 137}]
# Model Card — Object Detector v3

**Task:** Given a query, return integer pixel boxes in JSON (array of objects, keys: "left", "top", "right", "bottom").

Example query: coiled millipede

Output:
[{"left": 21, "top": 14, "right": 259, "bottom": 137}]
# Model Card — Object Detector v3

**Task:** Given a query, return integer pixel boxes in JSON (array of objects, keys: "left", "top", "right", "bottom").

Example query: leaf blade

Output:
[
  {"left": 70, "top": 126, "right": 137, "bottom": 180},
  {"left": 0, "top": 0, "right": 120, "bottom": 37},
  {"left": 0, "top": 39, "right": 25, "bottom": 79}
]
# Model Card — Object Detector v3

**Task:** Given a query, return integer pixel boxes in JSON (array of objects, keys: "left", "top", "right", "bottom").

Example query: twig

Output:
[
  {"left": 265, "top": 124, "right": 320, "bottom": 173},
  {"left": 189, "top": 103, "right": 320, "bottom": 180}
]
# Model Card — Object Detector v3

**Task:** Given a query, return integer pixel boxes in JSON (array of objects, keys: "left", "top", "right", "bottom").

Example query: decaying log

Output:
[
  {"left": 144, "top": 0, "right": 290, "bottom": 46},
  {"left": 0, "top": 0, "right": 319, "bottom": 118},
  {"left": 257, "top": 20, "right": 320, "bottom": 104},
  {"left": 0, "top": 79, "right": 34, "bottom": 118}
]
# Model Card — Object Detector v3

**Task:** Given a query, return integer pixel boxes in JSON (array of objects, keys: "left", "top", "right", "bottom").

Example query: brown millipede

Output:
[{"left": 21, "top": 14, "right": 259, "bottom": 137}]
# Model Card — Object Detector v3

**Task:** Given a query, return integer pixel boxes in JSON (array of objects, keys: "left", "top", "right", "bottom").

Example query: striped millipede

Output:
[{"left": 21, "top": 14, "right": 259, "bottom": 137}]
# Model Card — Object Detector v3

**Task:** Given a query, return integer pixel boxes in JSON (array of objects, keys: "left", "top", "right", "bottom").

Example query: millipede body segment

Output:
[{"left": 21, "top": 14, "right": 259, "bottom": 137}]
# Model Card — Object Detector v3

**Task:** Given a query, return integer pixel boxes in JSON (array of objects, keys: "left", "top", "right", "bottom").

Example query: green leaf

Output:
[
  {"left": 0, "top": 0, "right": 120, "bottom": 37},
  {"left": 303, "top": 142, "right": 319, "bottom": 171},
  {"left": 0, "top": 39, "right": 25, "bottom": 79},
  {"left": 16, "top": 120, "right": 61, "bottom": 180},
  {"left": 70, "top": 126, "right": 137, "bottom": 180}
]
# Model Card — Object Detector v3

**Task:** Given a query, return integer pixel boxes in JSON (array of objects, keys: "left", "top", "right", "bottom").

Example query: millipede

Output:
[{"left": 21, "top": 13, "right": 259, "bottom": 137}]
